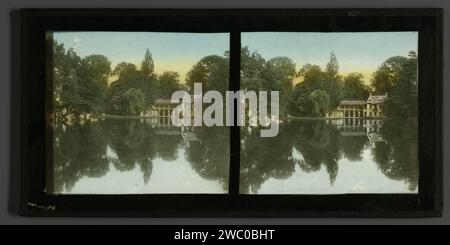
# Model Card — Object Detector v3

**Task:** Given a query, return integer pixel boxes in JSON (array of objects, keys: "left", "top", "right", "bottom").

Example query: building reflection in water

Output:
[
  {"left": 239, "top": 118, "right": 418, "bottom": 194},
  {"left": 49, "top": 117, "right": 418, "bottom": 195}
]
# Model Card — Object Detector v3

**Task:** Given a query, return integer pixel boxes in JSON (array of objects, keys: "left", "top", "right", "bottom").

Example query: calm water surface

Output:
[{"left": 50, "top": 118, "right": 418, "bottom": 194}]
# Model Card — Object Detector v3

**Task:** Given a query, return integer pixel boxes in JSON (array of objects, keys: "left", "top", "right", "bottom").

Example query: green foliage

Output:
[
  {"left": 113, "top": 62, "right": 139, "bottom": 80},
  {"left": 123, "top": 88, "right": 146, "bottom": 115},
  {"left": 240, "top": 46, "right": 296, "bottom": 117},
  {"left": 325, "top": 51, "right": 341, "bottom": 107},
  {"left": 106, "top": 51, "right": 158, "bottom": 115},
  {"left": 298, "top": 64, "right": 325, "bottom": 84},
  {"left": 290, "top": 83, "right": 312, "bottom": 116},
  {"left": 263, "top": 57, "right": 296, "bottom": 117},
  {"left": 307, "top": 89, "right": 330, "bottom": 117},
  {"left": 52, "top": 40, "right": 111, "bottom": 116},
  {"left": 53, "top": 42, "right": 82, "bottom": 115},
  {"left": 290, "top": 64, "right": 329, "bottom": 116},
  {"left": 241, "top": 46, "right": 266, "bottom": 92},
  {"left": 107, "top": 62, "right": 146, "bottom": 115},
  {"left": 384, "top": 51, "right": 418, "bottom": 118},
  {"left": 325, "top": 52, "right": 339, "bottom": 80},
  {"left": 186, "top": 54, "right": 229, "bottom": 94},
  {"left": 77, "top": 55, "right": 111, "bottom": 113},
  {"left": 341, "top": 73, "right": 371, "bottom": 100},
  {"left": 289, "top": 51, "right": 417, "bottom": 119},
  {"left": 140, "top": 49, "right": 155, "bottom": 79},
  {"left": 371, "top": 56, "right": 408, "bottom": 95},
  {"left": 52, "top": 37, "right": 417, "bottom": 120},
  {"left": 157, "top": 71, "right": 183, "bottom": 98}
]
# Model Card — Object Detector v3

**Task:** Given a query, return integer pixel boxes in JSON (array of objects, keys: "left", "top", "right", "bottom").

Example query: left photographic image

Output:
[{"left": 47, "top": 32, "right": 230, "bottom": 194}]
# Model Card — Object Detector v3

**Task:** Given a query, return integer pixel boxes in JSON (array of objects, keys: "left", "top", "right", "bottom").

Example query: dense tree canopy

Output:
[
  {"left": 186, "top": 54, "right": 229, "bottom": 94},
  {"left": 52, "top": 37, "right": 417, "bottom": 120},
  {"left": 240, "top": 46, "right": 296, "bottom": 117},
  {"left": 52, "top": 41, "right": 111, "bottom": 116},
  {"left": 383, "top": 51, "right": 418, "bottom": 118},
  {"left": 307, "top": 89, "right": 330, "bottom": 117},
  {"left": 290, "top": 64, "right": 326, "bottom": 116},
  {"left": 157, "top": 71, "right": 183, "bottom": 99},
  {"left": 370, "top": 56, "right": 408, "bottom": 95},
  {"left": 106, "top": 62, "right": 147, "bottom": 115},
  {"left": 341, "top": 73, "right": 371, "bottom": 100}
]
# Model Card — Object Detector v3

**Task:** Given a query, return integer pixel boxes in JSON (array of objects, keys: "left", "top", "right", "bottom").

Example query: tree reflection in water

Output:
[
  {"left": 239, "top": 119, "right": 418, "bottom": 194},
  {"left": 50, "top": 118, "right": 418, "bottom": 194},
  {"left": 372, "top": 118, "right": 419, "bottom": 191},
  {"left": 51, "top": 119, "right": 229, "bottom": 193}
]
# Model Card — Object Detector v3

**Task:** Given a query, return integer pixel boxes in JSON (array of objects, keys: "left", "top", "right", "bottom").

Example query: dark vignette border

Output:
[{"left": 18, "top": 9, "right": 443, "bottom": 217}]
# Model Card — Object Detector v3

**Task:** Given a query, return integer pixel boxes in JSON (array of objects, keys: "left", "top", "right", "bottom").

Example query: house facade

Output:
[
  {"left": 141, "top": 95, "right": 196, "bottom": 118},
  {"left": 326, "top": 93, "right": 388, "bottom": 119},
  {"left": 141, "top": 99, "right": 177, "bottom": 118}
]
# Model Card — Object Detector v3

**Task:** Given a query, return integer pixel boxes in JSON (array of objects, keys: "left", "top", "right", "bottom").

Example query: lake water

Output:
[{"left": 49, "top": 118, "right": 418, "bottom": 194}]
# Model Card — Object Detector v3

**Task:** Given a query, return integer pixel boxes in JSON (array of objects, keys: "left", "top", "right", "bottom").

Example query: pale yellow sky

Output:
[
  {"left": 54, "top": 32, "right": 229, "bottom": 85},
  {"left": 55, "top": 32, "right": 417, "bottom": 87},
  {"left": 107, "top": 58, "right": 195, "bottom": 84},
  {"left": 244, "top": 32, "right": 417, "bottom": 87},
  {"left": 292, "top": 64, "right": 375, "bottom": 86}
]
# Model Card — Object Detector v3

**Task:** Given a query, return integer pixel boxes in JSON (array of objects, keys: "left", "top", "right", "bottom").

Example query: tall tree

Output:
[
  {"left": 325, "top": 52, "right": 339, "bottom": 79},
  {"left": 325, "top": 52, "right": 340, "bottom": 107},
  {"left": 140, "top": 49, "right": 155, "bottom": 79},
  {"left": 140, "top": 49, "right": 158, "bottom": 105}
]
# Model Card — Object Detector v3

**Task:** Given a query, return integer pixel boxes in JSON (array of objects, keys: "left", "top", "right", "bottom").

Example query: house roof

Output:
[
  {"left": 339, "top": 100, "right": 366, "bottom": 106},
  {"left": 337, "top": 93, "right": 388, "bottom": 107},
  {"left": 154, "top": 99, "right": 173, "bottom": 104},
  {"left": 367, "top": 93, "right": 388, "bottom": 104},
  {"left": 154, "top": 95, "right": 198, "bottom": 105}
]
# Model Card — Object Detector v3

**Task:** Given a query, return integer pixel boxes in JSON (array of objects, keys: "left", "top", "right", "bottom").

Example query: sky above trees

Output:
[
  {"left": 52, "top": 32, "right": 230, "bottom": 83},
  {"left": 53, "top": 31, "right": 417, "bottom": 85}
]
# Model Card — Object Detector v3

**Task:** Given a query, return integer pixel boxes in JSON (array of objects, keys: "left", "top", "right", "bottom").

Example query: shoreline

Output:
[
  {"left": 56, "top": 114, "right": 387, "bottom": 122},
  {"left": 100, "top": 114, "right": 386, "bottom": 121},
  {"left": 100, "top": 114, "right": 162, "bottom": 119},
  {"left": 287, "top": 115, "right": 386, "bottom": 121}
]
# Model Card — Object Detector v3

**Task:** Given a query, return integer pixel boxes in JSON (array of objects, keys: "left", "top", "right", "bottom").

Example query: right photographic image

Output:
[{"left": 240, "top": 32, "right": 418, "bottom": 194}]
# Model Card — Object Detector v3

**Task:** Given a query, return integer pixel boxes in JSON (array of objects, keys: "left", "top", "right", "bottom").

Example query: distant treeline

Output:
[
  {"left": 52, "top": 40, "right": 228, "bottom": 119},
  {"left": 241, "top": 46, "right": 418, "bottom": 119},
  {"left": 51, "top": 38, "right": 418, "bottom": 120}
]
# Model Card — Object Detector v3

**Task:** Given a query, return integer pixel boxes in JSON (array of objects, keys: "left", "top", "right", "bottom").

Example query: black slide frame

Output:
[{"left": 19, "top": 9, "right": 443, "bottom": 217}]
